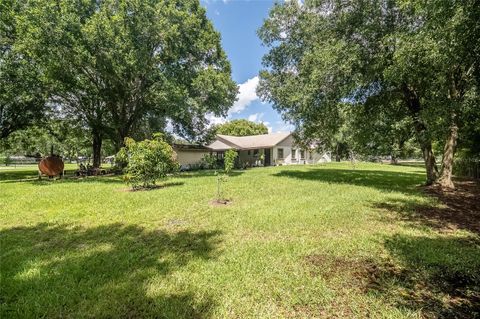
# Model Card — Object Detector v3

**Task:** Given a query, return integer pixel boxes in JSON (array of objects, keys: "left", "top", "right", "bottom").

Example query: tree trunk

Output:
[
  {"left": 335, "top": 144, "right": 341, "bottom": 162},
  {"left": 402, "top": 84, "right": 438, "bottom": 185},
  {"left": 390, "top": 154, "right": 398, "bottom": 165},
  {"left": 113, "top": 126, "right": 131, "bottom": 153},
  {"left": 92, "top": 130, "right": 102, "bottom": 168},
  {"left": 422, "top": 143, "right": 438, "bottom": 185},
  {"left": 437, "top": 121, "right": 458, "bottom": 189}
]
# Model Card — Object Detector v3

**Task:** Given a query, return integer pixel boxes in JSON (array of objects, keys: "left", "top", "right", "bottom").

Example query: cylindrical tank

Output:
[{"left": 38, "top": 156, "right": 64, "bottom": 177}]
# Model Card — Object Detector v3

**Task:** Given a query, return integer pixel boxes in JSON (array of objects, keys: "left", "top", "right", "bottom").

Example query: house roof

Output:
[
  {"left": 172, "top": 143, "right": 209, "bottom": 151},
  {"left": 208, "top": 132, "right": 292, "bottom": 151},
  {"left": 207, "top": 139, "right": 235, "bottom": 151}
]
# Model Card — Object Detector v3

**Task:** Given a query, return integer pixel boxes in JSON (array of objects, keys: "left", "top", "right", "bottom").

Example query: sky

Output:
[{"left": 200, "top": 0, "right": 294, "bottom": 133}]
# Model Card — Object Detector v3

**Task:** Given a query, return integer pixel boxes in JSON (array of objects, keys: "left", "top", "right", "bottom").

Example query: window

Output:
[
  {"left": 277, "top": 148, "right": 284, "bottom": 159},
  {"left": 253, "top": 149, "right": 259, "bottom": 155},
  {"left": 300, "top": 150, "right": 305, "bottom": 160},
  {"left": 247, "top": 150, "right": 251, "bottom": 155},
  {"left": 291, "top": 148, "right": 296, "bottom": 160}
]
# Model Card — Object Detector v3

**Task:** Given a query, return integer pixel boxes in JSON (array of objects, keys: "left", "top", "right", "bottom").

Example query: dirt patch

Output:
[
  {"left": 304, "top": 254, "right": 403, "bottom": 291},
  {"left": 118, "top": 182, "right": 184, "bottom": 192},
  {"left": 418, "top": 179, "right": 480, "bottom": 234},
  {"left": 209, "top": 199, "right": 232, "bottom": 207},
  {"left": 376, "top": 178, "right": 480, "bottom": 234}
]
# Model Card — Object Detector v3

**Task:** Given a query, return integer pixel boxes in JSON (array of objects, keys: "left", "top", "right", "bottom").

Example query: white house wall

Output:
[
  {"left": 272, "top": 135, "right": 331, "bottom": 165},
  {"left": 175, "top": 150, "right": 209, "bottom": 168}
]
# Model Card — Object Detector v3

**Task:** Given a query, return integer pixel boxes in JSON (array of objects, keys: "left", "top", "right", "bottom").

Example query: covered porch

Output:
[{"left": 211, "top": 148, "right": 272, "bottom": 168}]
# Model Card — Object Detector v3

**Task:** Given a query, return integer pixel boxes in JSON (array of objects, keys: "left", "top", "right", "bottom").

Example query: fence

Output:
[
  {"left": 454, "top": 158, "right": 480, "bottom": 179},
  {"left": 1, "top": 156, "right": 40, "bottom": 166}
]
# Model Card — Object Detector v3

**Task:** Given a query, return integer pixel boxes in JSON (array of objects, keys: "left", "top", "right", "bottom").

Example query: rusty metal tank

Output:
[{"left": 38, "top": 156, "right": 64, "bottom": 177}]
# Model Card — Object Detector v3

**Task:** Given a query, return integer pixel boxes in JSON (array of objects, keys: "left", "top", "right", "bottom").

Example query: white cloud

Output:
[
  {"left": 229, "top": 76, "right": 260, "bottom": 115},
  {"left": 206, "top": 113, "right": 227, "bottom": 126},
  {"left": 275, "top": 121, "right": 295, "bottom": 133},
  {"left": 247, "top": 112, "right": 264, "bottom": 122},
  {"left": 247, "top": 112, "right": 272, "bottom": 133},
  {"left": 263, "top": 121, "right": 273, "bottom": 133}
]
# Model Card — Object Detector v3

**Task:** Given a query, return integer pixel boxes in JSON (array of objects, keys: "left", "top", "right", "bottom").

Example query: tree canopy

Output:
[
  {"left": 214, "top": 119, "right": 269, "bottom": 137},
  {"left": 258, "top": 0, "right": 479, "bottom": 188},
  {"left": 0, "top": 0, "right": 48, "bottom": 139},
  {"left": 4, "top": 0, "right": 237, "bottom": 167}
]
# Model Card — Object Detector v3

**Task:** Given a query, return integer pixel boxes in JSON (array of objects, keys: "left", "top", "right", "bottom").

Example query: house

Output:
[
  {"left": 207, "top": 132, "right": 331, "bottom": 167},
  {"left": 172, "top": 143, "right": 210, "bottom": 170}
]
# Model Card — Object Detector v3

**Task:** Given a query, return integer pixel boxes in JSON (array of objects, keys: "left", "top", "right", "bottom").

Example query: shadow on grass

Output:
[
  {"left": 123, "top": 181, "right": 185, "bottom": 192},
  {"left": 374, "top": 179, "right": 480, "bottom": 235},
  {"left": 366, "top": 179, "right": 480, "bottom": 317},
  {"left": 304, "top": 235, "right": 480, "bottom": 317},
  {"left": 1, "top": 169, "right": 244, "bottom": 185},
  {"left": 176, "top": 170, "right": 244, "bottom": 179},
  {"left": 0, "top": 175, "right": 125, "bottom": 186},
  {"left": 374, "top": 234, "right": 480, "bottom": 318},
  {"left": 273, "top": 168, "right": 425, "bottom": 194},
  {"left": 0, "top": 223, "right": 222, "bottom": 318}
]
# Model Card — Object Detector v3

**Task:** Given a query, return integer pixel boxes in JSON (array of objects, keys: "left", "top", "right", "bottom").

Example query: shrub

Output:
[
  {"left": 117, "top": 134, "right": 179, "bottom": 189},
  {"left": 224, "top": 149, "right": 238, "bottom": 174},
  {"left": 201, "top": 153, "right": 218, "bottom": 169}
]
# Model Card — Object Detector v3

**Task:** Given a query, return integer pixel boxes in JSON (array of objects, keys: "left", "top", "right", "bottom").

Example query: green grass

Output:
[{"left": 1, "top": 163, "right": 479, "bottom": 318}]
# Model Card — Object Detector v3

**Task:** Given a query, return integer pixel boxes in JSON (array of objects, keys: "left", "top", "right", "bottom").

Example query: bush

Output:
[
  {"left": 201, "top": 153, "right": 218, "bottom": 169},
  {"left": 117, "top": 134, "right": 179, "bottom": 189}
]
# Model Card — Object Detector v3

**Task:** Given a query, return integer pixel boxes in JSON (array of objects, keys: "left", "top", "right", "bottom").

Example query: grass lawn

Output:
[{"left": 1, "top": 163, "right": 479, "bottom": 318}]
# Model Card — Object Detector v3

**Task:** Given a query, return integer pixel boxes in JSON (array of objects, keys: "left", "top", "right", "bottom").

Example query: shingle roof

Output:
[{"left": 208, "top": 132, "right": 292, "bottom": 150}]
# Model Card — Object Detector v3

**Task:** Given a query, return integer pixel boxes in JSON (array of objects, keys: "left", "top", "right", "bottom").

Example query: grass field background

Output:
[{"left": 1, "top": 163, "right": 479, "bottom": 318}]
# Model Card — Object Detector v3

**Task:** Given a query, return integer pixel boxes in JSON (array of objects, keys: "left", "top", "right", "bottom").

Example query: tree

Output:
[
  {"left": 258, "top": 0, "right": 479, "bottom": 187},
  {"left": 214, "top": 119, "right": 269, "bottom": 137},
  {"left": 116, "top": 134, "right": 178, "bottom": 190},
  {"left": 16, "top": 0, "right": 237, "bottom": 167},
  {"left": 215, "top": 149, "right": 237, "bottom": 203},
  {"left": 0, "top": 0, "right": 47, "bottom": 139}
]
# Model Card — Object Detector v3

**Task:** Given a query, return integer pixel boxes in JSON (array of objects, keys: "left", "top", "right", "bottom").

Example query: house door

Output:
[{"left": 264, "top": 148, "right": 271, "bottom": 166}]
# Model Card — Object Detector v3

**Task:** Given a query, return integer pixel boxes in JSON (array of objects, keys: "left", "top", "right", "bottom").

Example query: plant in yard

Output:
[
  {"left": 117, "top": 134, "right": 178, "bottom": 190},
  {"left": 224, "top": 149, "right": 237, "bottom": 174},
  {"left": 215, "top": 149, "right": 237, "bottom": 203},
  {"left": 201, "top": 154, "right": 218, "bottom": 169}
]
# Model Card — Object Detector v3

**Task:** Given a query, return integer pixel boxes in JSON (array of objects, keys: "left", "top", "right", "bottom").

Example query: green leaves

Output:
[
  {"left": 224, "top": 149, "right": 238, "bottom": 174},
  {"left": 117, "top": 134, "right": 179, "bottom": 189},
  {"left": 214, "top": 119, "right": 269, "bottom": 137},
  {"left": 259, "top": 0, "right": 479, "bottom": 182},
  {"left": 8, "top": 0, "right": 237, "bottom": 158}
]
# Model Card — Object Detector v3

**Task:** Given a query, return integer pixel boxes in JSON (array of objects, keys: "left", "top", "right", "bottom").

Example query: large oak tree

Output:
[
  {"left": 15, "top": 0, "right": 237, "bottom": 167},
  {"left": 0, "top": 0, "right": 48, "bottom": 139},
  {"left": 258, "top": 0, "right": 479, "bottom": 187}
]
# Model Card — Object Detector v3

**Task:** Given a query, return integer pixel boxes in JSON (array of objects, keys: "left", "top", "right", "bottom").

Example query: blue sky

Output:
[{"left": 201, "top": 0, "right": 294, "bottom": 133}]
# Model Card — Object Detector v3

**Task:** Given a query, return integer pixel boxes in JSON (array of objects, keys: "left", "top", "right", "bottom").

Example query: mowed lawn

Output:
[{"left": 1, "top": 163, "right": 479, "bottom": 318}]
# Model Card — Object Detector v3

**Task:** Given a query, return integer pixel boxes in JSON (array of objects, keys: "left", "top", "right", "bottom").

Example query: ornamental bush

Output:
[{"left": 117, "top": 134, "right": 179, "bottom": 189}]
